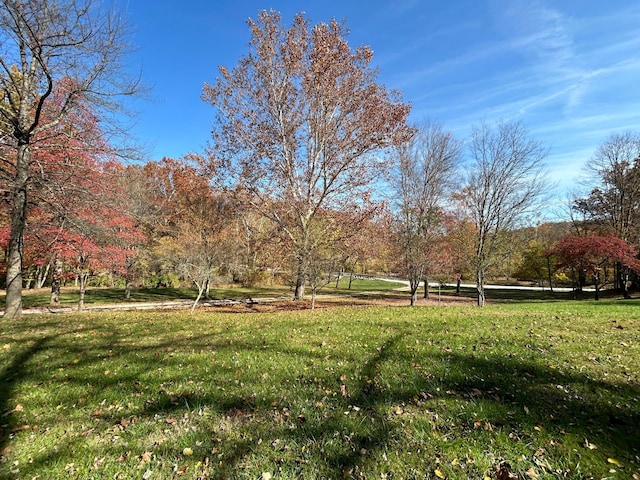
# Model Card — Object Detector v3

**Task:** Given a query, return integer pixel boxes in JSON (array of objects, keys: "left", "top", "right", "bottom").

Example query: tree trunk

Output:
[
  {"left": 423, "top": 277, "right": 430, "bottom": 299},
  {"left": 476, "top": 269, "right": 486, "bottom": 307},
  {"left": 204, "top": 276, "right": 211, "bottom": 299},
  {"left": 124, "top": 257, "right": 134, "bottom": 299},
  {"left": 4, "top": 142, "right": 30, "bottom": 319},
  {"left": 311, "top": 286, "right": 317, "bottom": 310},
  {"left": 190, "top": 281, "right": 206, "bottom": 315},
  {"left": 294, "top": 273, "right": 305, "bottom": 300},
  {"left": 78, "top": 273, "right": 88, "bottom": 311},
  {"left": 293, "top": 258, "right": 306, "bottom": 300},
  {"left": 50, "top": 257, "right": 63, "bottom": 305},
  {"left": 622, "top": 269, "right": 630, "bottom": 299},
  {"left": 36, "top": 262, "right": 51, "bottom": 289},
  {"left": 409, "top": 278, "right": 419, "bottom": 306}
]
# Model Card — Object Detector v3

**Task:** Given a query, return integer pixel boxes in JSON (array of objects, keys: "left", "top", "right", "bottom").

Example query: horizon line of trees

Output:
[{"left": 2, "top": 4, "right": 640, "bottom": 317}]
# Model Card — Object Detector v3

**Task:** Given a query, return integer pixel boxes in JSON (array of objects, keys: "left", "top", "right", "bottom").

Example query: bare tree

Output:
[
  {"left": 202, "top": 10, "right": 412, "bottom": 300},
  {"left": 0, "top": 0, "right": 140, "bottom": 318},
  {"left": 460, "top": 120, "right": 549, "bottom": 306},
  {"left": 392, "top": 121, "right": 461, "bottom": 306}
]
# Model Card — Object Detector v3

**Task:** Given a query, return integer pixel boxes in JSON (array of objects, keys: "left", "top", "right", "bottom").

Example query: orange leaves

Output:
[{"left": 203, "top": 10, "right": 412, "bottom": 286}]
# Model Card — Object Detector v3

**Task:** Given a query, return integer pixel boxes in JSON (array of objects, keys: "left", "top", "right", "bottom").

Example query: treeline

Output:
[{"left": 3, "top": 132, "right": 639, "bottom": 307}]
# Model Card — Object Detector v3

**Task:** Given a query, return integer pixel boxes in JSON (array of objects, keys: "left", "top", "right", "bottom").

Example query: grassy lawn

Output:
[
  {"left": 1, "top": 300, "right": 639, "bottom": 479},
  {"left": 0, "top": 278, "right": 401, "bottom": 309}
]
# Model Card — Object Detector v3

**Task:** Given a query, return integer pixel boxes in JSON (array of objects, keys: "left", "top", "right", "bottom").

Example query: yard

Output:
[{"left": 1, "top": 296, "right": 638, "bottom": 479}]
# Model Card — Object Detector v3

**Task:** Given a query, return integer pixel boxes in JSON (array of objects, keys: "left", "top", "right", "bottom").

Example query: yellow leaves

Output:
[
  {"left": 182, "top": 447, "right": 193, "bottom": 456},
  {"left": 434, "top": 467, "right": 446, "bottom": 478},
  {"left": 607, "top": 457, "right": 621, "bottom": 466}
]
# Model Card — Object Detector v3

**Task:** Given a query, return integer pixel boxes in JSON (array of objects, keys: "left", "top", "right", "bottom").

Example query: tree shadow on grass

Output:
[
  {"left": 0, "top": 336, "right": 51, "bottom": 456},
  {"left": 426, "top": 351, "right": 640, "bottom": 456},
  {"left": 2, "top": 318, "right": 639, "bottom": 478}
]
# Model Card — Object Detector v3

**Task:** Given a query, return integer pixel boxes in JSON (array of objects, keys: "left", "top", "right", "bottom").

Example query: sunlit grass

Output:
[{"left": 1, "top": 300, "right": 639, "bottom": 478}]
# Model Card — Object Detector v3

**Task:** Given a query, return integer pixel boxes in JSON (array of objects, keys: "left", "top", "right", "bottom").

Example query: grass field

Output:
[{"left": 1, "top": 298, "right": 639, "bottom": 479}]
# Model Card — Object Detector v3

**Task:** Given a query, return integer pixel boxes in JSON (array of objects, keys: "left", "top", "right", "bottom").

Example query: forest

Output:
[{"left": 2, "top": 4, "right": 640, "bottom": 318}]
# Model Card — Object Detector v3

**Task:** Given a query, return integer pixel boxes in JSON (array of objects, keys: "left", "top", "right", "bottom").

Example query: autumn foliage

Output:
[{"left": 551, "top": 234, "right": 640, "bottom": 274}]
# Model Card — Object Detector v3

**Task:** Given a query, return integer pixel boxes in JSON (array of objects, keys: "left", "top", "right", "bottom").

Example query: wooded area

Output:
[{"left": 2, "top": 2, "right": 640, "bottom": 317}]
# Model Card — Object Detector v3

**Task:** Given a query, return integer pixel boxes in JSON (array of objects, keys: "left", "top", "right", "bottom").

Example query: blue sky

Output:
[{"left": 121, "top": 0, "right": 640, "bottom": 206}]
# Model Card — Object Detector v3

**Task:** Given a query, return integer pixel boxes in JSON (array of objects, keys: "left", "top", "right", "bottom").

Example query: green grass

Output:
[
  {"left": 1, "top": 300, "right": 639, "bottom": 479},
  {"left": 0, "top": 278, "right": 401, "bottom": 309}
]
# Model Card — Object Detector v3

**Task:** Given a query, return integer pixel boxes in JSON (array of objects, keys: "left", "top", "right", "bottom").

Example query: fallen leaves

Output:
[
  {"left": 2, "top": 403, "right": 24, "bottom": 417},
  {"left": 495, "top": 462, "right": 517, "bottom": 480},
  {"left": 340, "top": 384, "right": 349, "bottom": 398}
]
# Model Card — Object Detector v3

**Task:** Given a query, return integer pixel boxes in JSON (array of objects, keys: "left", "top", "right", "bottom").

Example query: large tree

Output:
[
  {"left": 574, "top": 132, "right": 640, "bottom": 240},
  {"left": 391, "top": 121, "right": 461, "bottom": 306},
  {"left": 460, "top": 120, "right": 549, "bottom": 306},
  {"left": 202, "top": 10, "right": 412, "bottom": 300},
  {"left": 572, "top": 131, "right": 640, "bottom": 292},
  {"left": 0, "top": 0, "right": 140, "bottom": 318}
]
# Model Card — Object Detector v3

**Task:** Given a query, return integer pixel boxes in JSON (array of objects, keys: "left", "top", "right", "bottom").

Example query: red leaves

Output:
[{"left": 550, "top": 233, "right": 640, "bottom": 274}]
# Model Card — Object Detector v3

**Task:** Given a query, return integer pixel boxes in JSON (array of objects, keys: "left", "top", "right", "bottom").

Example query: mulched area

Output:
[{"left": 206, "top": 293, "right": 477, "bottom": 314}]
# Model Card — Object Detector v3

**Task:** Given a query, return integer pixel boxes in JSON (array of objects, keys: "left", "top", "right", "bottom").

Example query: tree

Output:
[
  {"left": 513, "top": 222, "right": 571, "bottom": 289},
  {"left": 572, "top": 131, "right": 640, "bottom": 292},
  {"left": 460, "top": 120, "right": 549, "bottom": 306},
  {"left": 391, "top": 121, "right": 461, "bottom": 305},
  {"left": 202, "top": 10, "right": 412, "bottom": 300},
  {"left": 514, "top": 240, "right": 549, "bottom": 286},
  {"left": 142, "top": 158, "right": 234, "bottom": 313},
  {"left": 550, "top": 234, "right": 640, "bottom": 300},
  {"left": 0, "top": 0, "right": 140, "bottom": 318},
  {"left": 32, "top": 157, "right": 142, "bottom": 309},
  {"left": 438, "top": 210, "right": 476, "bottom": 294}
]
